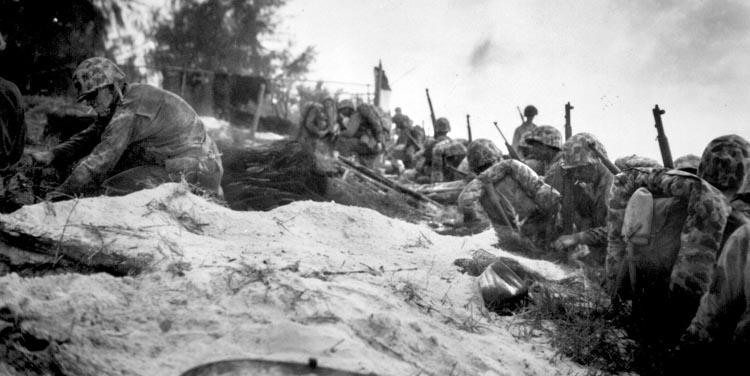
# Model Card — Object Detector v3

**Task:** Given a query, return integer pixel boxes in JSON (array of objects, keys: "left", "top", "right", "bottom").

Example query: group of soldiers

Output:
[
  {"left": 301, "top": 99, "right": 749, "bottom": 371},
  {"left": 2, "top": 45, "right": 749, "bottom": 372}
]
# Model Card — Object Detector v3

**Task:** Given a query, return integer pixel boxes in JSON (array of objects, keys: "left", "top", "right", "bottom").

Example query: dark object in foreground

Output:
[{"left": 180, "top": 357, "right": 376, "bottom": 376}]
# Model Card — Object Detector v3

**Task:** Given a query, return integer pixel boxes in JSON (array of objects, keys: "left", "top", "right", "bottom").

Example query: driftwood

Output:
[{"left": 219, "top": 139, "right": 449, "bottom": 223}]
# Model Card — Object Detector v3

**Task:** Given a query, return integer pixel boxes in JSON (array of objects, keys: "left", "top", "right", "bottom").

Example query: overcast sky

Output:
[{"left": 277, "top": 0, "right": 750, "bottom": 162}]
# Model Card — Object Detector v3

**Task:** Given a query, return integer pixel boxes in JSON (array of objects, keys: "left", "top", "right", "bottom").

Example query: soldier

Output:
[
  {"left": 430, "top": 139, "right": 467, "bottom": 183},
  {"left": 30, "top": 57, "right": 224, "bottom": 199},
  {"left": 677, "top": 137, "right": 750, "bottom": 368},
  {"left": 674, "top": 223, "right": 750, "bottom": 374},
  {"left": 0, "top": 33, "right": 26, "bottom": 173},
  {"left": 606, "top": 135, "right": 750, "bottom": 364},
  {"left": 335, "top": 99, "right": 388, "bottom": 169},
  {"left": 547, "top": 133, "right": 614, "bottom": 264},
  {"left": 296, "top": 97, "right": 339, "bottom": 157},
  {"left": 390, "top": 110, "right": 422, "bottom": 169},
  {"left": 433, "top": 117, "right": 451, "bottom": 141},
  {"left": 521, "top": 125, "right": 562, "bottom": 176},
  {"left": 458, "top": 137, "right": 560, "bottom": 249},
  {"left": 512, "top": 105, "right": 537, "bottom": 159}
]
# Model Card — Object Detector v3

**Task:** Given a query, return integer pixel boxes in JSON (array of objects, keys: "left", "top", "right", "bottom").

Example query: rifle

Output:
[
  {"left": 586, "top": 141, "right": 620, "bottom": 175},
  {"left": 466, "top": 114, "right": 472, "bottom": 143},
  {"left": 493, "top": 122, "right": 522, "bottom": 161},
  {"left": 564, "top": 102, "right": 574, "bottom": 141},
  {"left": 425, "top": 88, "right": 437, "bottom": 132},
  {"left": 652, "top": 105, "right": 674, "bottom": 169},
  {"left": 516, "top": 106, "right": 525, "bottom": 123}
]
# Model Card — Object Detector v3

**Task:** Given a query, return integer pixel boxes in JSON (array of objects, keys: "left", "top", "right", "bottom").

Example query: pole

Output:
[
  {"left": 250, "top": 83, "right": 266, "bottom": 140},
  {"left": 374, "top": 60, "right": 382, "bottom": 108}
]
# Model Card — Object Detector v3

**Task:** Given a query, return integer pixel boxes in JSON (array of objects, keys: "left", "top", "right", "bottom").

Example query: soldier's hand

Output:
[
  {"left": 551, "top": 234, "right": 577, "bottom": 251},
  {"left": 30, "top": 151, "right": 54, "bottom": 166}
]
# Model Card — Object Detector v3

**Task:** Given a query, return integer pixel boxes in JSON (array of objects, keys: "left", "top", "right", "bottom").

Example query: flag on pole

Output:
[{"left": 374, "top": 62, "right": 391, "bottom": 112}]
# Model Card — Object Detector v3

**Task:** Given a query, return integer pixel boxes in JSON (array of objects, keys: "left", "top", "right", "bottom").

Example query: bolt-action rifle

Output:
[
  {"left": 564, "top": 102, "right": 574, "bottom": 141},
  {"left": 493, "top": 122, "right": 522, "bottom": 161},
  {"left": 425, "top": 89, "right": 437, "bottom": 132},
  {"left": 652, "top": 105, "right": 674, "bottom": 169},
  {"left": 516, "top": 106, "right": 525, "bottom": 123}
]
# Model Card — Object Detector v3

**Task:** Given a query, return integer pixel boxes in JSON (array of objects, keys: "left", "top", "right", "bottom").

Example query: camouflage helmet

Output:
[
  {"left": 338, "top": 99, "right": 354, "bottom": 111},
  {"left": 523, "top": 105, "right": 538, "bottom": 118},
  {"left": 435, "top": 117, "right": 451, "bottom": 133},
  {"left": 440, "top": 139, "right": 467, "bottom": 158},
  {"left": 525, "top": 125, "right": 562, "bottom": 150},
  {"left": 698, "top": 135, "right": 750, "bottom": 191},
  {"left": 674, "top": 154, "right": 701, "bottom": 173},
  {"left": 467, "top": 139, "right": 503, "bottom": 173},
  {"left": 561, "top": 132, "right": 608, "bottom": 169},
  {"left": 614, "top": 154, "right": 662, "bottom": 171},
  {"left": 72, "top": 57, "right": 126, "bottom": 101}
]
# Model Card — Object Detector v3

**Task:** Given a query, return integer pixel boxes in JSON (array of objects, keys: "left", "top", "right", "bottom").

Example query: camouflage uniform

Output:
[
  {"left": 682, "top": 223, "right": 750, "bottom": 347},
  {"left": 466, "top": 139, "right": 503, "bottom": 174},
  {"left": 458, "top": 159, "right": 560, "bottom": 247},
  {"left": 337, "top": 102, "right": 389, "bottom": 168},
  {"left": 545, "top": 133, "right": 614, "bottom": 261},
  {"left": 430, "top": 139, "right": 467, "bottom": 183},
  {"left": 697, "top": 135, "right": 750, "bottom": 245},
  {"left": 50, "top": 58, "right": 223, "bottom": 197},
  {"left": 297, "top": 98, "right": 339, "bottom": 156},
  {"left": 52, "top": 83, "right": 224, "bottom": 197},
  {"left": 0, "top": 77, "right": 26, "bottom": 171},
  {"left": 606, "top": 168, "right": 731, "bottom": 327}
]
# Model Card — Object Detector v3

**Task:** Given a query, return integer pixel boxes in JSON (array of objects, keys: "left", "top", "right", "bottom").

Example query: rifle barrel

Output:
[
  {"left": 466, "top": 114, "right": 472, "bottom": 143},
  {"left": 493, "top": 122, "right": 521, "bottom": 161},
  {"left": 652, "top": 105, "right": 674, "bottom": 169}
]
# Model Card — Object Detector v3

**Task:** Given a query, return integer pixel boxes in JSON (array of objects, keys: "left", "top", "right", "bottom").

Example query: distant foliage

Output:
[
  {"left": 0, "top": 0, "right": 110, "bottom": 95},
  {"left": 149, "top": 0, "right": 317, "bottom": 122}
]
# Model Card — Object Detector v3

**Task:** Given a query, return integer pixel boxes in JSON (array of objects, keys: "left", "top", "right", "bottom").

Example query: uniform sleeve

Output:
[
  {"left": 458, "top": 177, "right": 484, "bottom": 216},
  {"left": 56, "top": 110, "right": 135, "bottom": 195},
  {"left": 683, "top": 224, "right": 750, "bottom": 344},
  {"left": 575, "top": 226, "right": 609, "bottom": 247},
  {"left": 50, "top": 119, "right": 108, "bottom": 164}
]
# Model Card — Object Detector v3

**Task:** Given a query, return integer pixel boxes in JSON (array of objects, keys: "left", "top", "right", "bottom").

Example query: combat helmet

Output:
[
  {"left": 698, "top": 135, "right": 750, "bottom": 191},
  {"left": 337, "top": 99, "right": 354, "bottom": 112},
  {"left": 561, "top": 132, "right": 608, "bottom": 169},
  {"left": 72, "top": 57, "right": 126, "bottom": 101},
  {"left": 525, "top": 125, "right": 562, "bottom": 151},
  {"left": 674, "top": 154, "right": 701, "bottom": 174},
  {"left": 435, "top": 117, "right": 451, "bottom": 134},
  {"left": 614, "top": 155, "right": 662, "bottom": 171},
  {"left": 523, "top": 105, "right": 538, "bottom": 118},
  {"left": 467, "top": 139, "right": 503, "bottom": 173}
]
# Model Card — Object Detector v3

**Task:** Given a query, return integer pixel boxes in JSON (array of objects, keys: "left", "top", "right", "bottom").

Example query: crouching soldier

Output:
[
  {"left": 31, "top": 57, "right": 224, "bottom": 199},
  {"left": 458, "top": 157, "right": 560, "bottom": 254},
  {"left": 544, "top": 133, "right": 614, "bottom": 264},
  {"left": 430, "top": 139, "right": 467, "bottom": 183},
  {"left": 607, "top": 135, "right": 750, "bottom": 366},
  {"left": 297, "top": 97, "right": 339, "bottom": 157},
  {"left": 335, "top": 99, "right": 389, "bottom": 169}
]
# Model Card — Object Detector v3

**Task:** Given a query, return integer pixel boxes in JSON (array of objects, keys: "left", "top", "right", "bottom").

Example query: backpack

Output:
[{"left": 609, "top": 169, "right": 730, "bottom": 344}]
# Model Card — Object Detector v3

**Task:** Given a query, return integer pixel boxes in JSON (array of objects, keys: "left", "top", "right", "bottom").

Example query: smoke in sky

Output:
[
  {"left": 626, "top": 0, "right": 750, "bottom": 86},
  {"left": 469, "top": 36, "right": 493, "bottom": 70}
]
